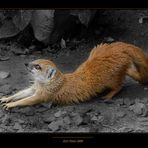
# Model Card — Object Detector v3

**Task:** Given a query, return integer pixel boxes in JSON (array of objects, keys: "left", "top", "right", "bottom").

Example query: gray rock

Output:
[
  {"left": 137, "top": 117, "right": 148, "bottom": 128},
  {"left": 103, "top": 99, "right": 114, "bottom": 104},
  {"left": 104, "top": 37, "right": 115, "bottom": 42},
  {"left": 116, "top": 111, "right": 126, "bottom": 118},
  {"left": 139, "top": 16, "right": 148, "bottom": 24},
  {"left": 33, "top": 51, "right": 42, "bottom": 54},
  {"left": 144, "top": 87, "right": 148, "bottom": 91},
  {"left": 41, "top": 103, "right": 52, "bottom": 109},
  {"left": 0, "top": 84, "right": 12, "bottom": 95},
  {"left": 19, "top": 107, "right": 35, "bottom": 116},
  {"left": 13, "top": 123, "right": 22, "bottom": 130},
  {"left": 119, "top": 127, "right": 134, "bottom": 132},
  {"left": 54, "top": 110, "right": 62, "bottom": 118},
  {"left": 139, "top": 17, "right": 144, "bottom": 24},
  {"left": 0, "top": 112, "right": 4, "bottom": 118},
  {"left": 137, "top": 117, "right": 148, "bottom": 130},
  {"left": 129, "top": 102, "right": 145, "bottom": 115},
  {"left": 0, "top": 128, "right": 4, "bottom": 132},
  {"left": 54, "top": 110, "right": 67, "bottom": 118},
  {"left": 1, "top": 115, "right": 12, "bottom": 126},
  {"left": 18, "top": 119, "right": 25, "bottom": 124},
  {"left": 68, "top": 127, "right": 91, "bottom": 132},
  {"left": 6, "top": 128, "right": 16, "bottom": 132},
  {"left": 17, "top": 129, "right": 24, "bottom": 132},
  {"left": 29, "top": 45, "right": 36, "bottom": 51},
  {"left": 1, "top": 115, "right": 8, "bottom": 124},
  {"left": 91, "top": 114, "right": 104, "bottom": 122},
  {"left": 0, "top": 93, "right": 4, "bottom": 97},
  {"left": 116, "top": 98, "right": 124, "bottom": 106},
  {"left": 29, "top": 55, "right": 36, "bottom": 59},
  {"left": 0, "top": 56, "right": 10, "bottom": 61},
  {"left": 134, "top": 128, "right": 145, "bottom": 132},
  {"left": 36, "top": 107, "right": 49, "bottom": 113},
  {"left": 91, "top": 116, "right": 98, "bottom": 121},
  {"left": 43, "top": 116, "right": 55, "bottom": 123},
  {"left": 62, "top": 111, "right": 67, "bottom": 114},
  {"left": 81, "top": 108, "right": 94, "bottom": 114},
  {"left": 140, "top": 97, "right": 148, "bottom": 104},
  {"left": 124, "top": 98, "right": 134, "bottom": 106},
  {"left": 20, "top": 55, "right": 26, "bottom": 58},
  {"left": 12, "top": 47, "right": 29, "bottom": 55},
  {"left": 37, "top": 130, "right": 47, "bottom": 133},
  {"left": 63, "top": 116, "right": 71, "bottom": 125},
  {"left": 71, "top": 112, "right": 79, "bottom": 117},
  {"left": 45, "top": 47, "right": 56, "bottom": 54},
  {"left": 97, "top": 115, "right": 104, "bottom": 122},
  {"left": 137, "top": 117, "right": 148, "bottom": 122},
  {"left": 78, "top": 127, "right": 91, "bottom": 132},
  {"left": 60, "top": 38, "right": 66, "bottom": 49},
  {"left": 73, "top": 114, "right": 83, "bottom": 126},
  {"left": 141, "top": 105, "right": 148, "bottom": 117},
  {"left": 0, "top": 71, "right": 10, "bottom": 79},
  {"left": 135, "top": 98, "right": 141, "bottom": 104},
  {"left": 48, "top": 120, "right": 64, "bottom": 131}
]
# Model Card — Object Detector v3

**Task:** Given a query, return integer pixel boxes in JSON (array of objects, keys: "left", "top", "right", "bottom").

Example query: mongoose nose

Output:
[{"left": 24, "top": 63, "right": 29, "bottom": 67}]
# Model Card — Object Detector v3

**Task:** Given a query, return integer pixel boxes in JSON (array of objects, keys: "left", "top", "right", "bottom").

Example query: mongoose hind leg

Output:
[
  {"left": 102, "top": 75, "right": 125, "bottom": 100},
  {"left": 126, "top": 68, "right": 141, "bottom": 82},
  {"left": 127, "top": 64, "right": 148, "bottom": 84},
  {"left": 102, "top": 85, "right": 122, "bottom": 100}
]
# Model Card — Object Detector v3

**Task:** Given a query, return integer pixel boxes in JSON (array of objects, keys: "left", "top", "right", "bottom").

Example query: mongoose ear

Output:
[{"left": 47, "top": 68, "right": 56, "bottom": 80}]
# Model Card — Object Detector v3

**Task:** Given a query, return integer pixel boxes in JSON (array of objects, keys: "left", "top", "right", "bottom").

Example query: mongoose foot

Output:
[
  {"left": 1, "top": 102, "right": 17, "bottom": 110},
  {"left": 0, "top": 97, "right": 13, "bottom": 104}
]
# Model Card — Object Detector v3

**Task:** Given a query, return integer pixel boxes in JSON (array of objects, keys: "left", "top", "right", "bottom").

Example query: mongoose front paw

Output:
[
  {"left": 0, "top": 97, "right": 8, "bottom": 103},
  {"left": 1, "top": 102, "right": 15, "bottom": 110},
  {"left": 0, "top": 97, "right": 13, "bottom": 104}
]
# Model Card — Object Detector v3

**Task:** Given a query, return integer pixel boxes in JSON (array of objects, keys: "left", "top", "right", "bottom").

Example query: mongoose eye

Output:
[{"left": 34, "top": 64, "right": 41, "bottom": 70}]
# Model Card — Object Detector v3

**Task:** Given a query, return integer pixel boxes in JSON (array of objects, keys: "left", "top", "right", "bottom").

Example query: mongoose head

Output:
[{"left": 25, "top": 59, "right": 63, "bottom": 84}]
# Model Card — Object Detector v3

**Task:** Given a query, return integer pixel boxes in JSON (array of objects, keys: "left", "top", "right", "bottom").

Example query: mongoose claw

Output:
[
  {"left": 0, "top": 97, "right": 11, "bottom": 104},
  {"left": 2, "top": 103, "right": 10, "bottom": 110},
  {"left": 0, "top": 97, "right": 7, "bottom": 103},
  {"left": 2, "top": 102, "right": 15, "bottom": 110},
  {"left": 0, "top": 103, "right": 6, "bottom": 107},
  {"left": 3, "top": 105, "right": 9, "bottom": 110},
  {"left": 0, "top": 103, "right": 9, "bottom": 110},
  {"left": 0, "top": 100, "right": 6, "bottom": 104}
]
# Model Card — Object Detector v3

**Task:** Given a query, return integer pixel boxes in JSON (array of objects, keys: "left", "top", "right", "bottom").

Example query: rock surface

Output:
[
  {"left": 0, "top": 71, "right": 10, "bottom": 79},
  {"left": 129, "top": 102, "right": 146, "bottom": 115}
]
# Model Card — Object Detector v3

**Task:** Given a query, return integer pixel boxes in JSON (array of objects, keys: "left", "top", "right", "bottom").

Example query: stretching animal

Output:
[{"left": 1, "top": 42, "right": 148, "bottom": 110}]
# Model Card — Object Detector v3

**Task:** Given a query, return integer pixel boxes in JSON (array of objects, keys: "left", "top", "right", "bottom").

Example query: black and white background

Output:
[{"left": 0, "top": 8, "right": 148, "bottom": 144}]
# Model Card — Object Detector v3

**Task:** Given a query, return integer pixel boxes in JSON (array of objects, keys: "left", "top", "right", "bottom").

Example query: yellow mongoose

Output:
[{"left": 1, "top": 42, "right": 148, "bottom": 109}]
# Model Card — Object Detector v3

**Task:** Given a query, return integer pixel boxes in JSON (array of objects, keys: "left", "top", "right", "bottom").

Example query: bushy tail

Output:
[
  {"left": 123, "top": 43, "right": 148, "bottom": 83},
  {"left": 88, "top": 42, "right": 148, "bottom": 83}
]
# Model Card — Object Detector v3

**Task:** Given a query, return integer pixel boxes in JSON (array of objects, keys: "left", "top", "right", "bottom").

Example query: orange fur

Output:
[{"left": 1, "top": 42, "right": 148, "bottom": 109}]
